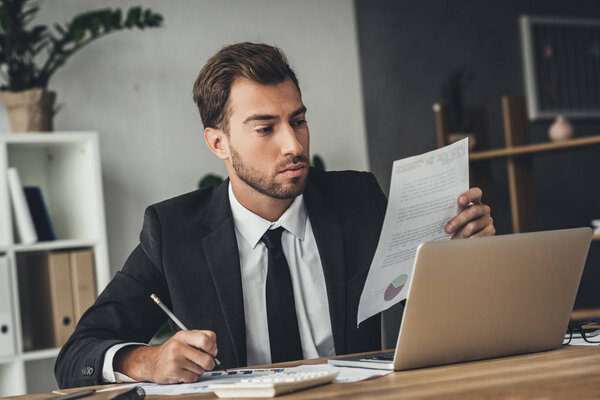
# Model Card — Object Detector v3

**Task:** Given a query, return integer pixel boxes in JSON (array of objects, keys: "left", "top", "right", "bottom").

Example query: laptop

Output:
[{"left": 330, "top": 228, "right": 593, "bottom": 371}]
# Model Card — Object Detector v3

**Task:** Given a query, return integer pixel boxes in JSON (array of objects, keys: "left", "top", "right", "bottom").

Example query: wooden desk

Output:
[{"left": 7, "top": 346, "right": 600, "bottom": 400}]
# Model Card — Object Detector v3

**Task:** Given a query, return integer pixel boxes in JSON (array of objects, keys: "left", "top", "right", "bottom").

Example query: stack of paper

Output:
[{"left": 98, "top": 365, "right": 391, "bottom": 396}]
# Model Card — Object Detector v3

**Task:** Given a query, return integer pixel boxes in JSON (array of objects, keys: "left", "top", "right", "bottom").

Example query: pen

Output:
[
  {"left": 111, "top": 387, "right": 145, "bottom": 400},
  {"left": 150, "top": 293, "right": 227, "bottom": 372}
]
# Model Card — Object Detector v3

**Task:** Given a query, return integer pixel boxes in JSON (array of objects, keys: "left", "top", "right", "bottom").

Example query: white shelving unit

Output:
[{"left": 0, "top": 132, "right": 110, "bottom": 396}]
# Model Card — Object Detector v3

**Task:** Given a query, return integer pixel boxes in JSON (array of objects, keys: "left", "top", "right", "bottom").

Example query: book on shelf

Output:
[
  {"left": 7, "top": 167, "right": 37, "bottom": 244},
  {"left": 18, "top": 249, "right": 96, "bottom": 350},
  {"left": 69, "top": 249, "right": 96, "bottom": 322},
  {"left": 24, "top": 187, "right": 56, "bottom": 241},
  {"left": 0, "top": 256, "right": 17, "bottom": 357}
]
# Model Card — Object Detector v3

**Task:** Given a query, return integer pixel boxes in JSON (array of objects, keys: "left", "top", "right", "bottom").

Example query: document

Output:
[
  {"left": 358, "top": 139, "right": 469, "bottom": 324},
  {"left": 292, "top": 364, "right": 391, "bottom": 382},
  {"left": 98, "top": 365, "right": 390, "bottom": 396}
]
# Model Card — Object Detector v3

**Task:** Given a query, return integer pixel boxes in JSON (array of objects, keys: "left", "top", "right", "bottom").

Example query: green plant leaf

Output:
[
  {"left": 90, "top": 17, "right": 101, "bottom": 36},
  {"left": 198, "top": 174, "right": 224, "bottom": 189},
  {"left": 311, "top": 154, "right": 326, "bottom": 170},
  {"left": 113, "top": 9, "right": 122, "bottom": 28},
  {"left": 72, "top": 27, "right": 85, "bottom": 44},
  {"left": 125, "top": 7, "right": 142, "bottom": 28},
  {"left": 53, "top": 23, "right": 65, "bottom": 35},
  {"left": 1, "top": 1, "right": 163, "bottom": 90}
]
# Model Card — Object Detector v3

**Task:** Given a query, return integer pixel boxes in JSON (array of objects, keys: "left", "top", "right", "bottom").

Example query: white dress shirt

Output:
[
  {"left": 228, "top": 183, "right": 335, "bottom": 366},
  {"left": 102, "top": 184, "right": 335, "bottom": 382}
]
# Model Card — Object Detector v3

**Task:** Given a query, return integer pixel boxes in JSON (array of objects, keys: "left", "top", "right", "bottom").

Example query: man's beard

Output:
[{"left": 230, "top": 147, "right": 308, "bottom": 200}]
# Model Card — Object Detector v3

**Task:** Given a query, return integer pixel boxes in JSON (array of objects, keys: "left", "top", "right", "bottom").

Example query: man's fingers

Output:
[
  {"left": 446, "top": 203, "right": 490, "bottom": 234},
  {"left": 452, "top": 215, "right": 493, "bottom": 239},
  {"left": 175, "top": 367, "right": 200, "bottom": 384},
  {"left": 457, "top": 187, "right": 483, "bottom": 207},
  {"left": 181, "top": 358, "right": 206, "bottom": 377},
  {"left": 470, "top": 223, "right": 496, "bottom": 238},
  {"left": 150, "top": 330, "right": 218, "bottom": 383},
  {"left": 180, "top": 330, "right": 218, "bottom": 357},
  {"left": 185, "top": 346, "right": 216, "bottom": 372},
  {"left": 157, "top": 357, "right": 200, "bottom": 384}
]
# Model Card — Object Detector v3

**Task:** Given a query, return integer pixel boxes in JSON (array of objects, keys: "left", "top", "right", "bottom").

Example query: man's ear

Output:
[{"left": 204, "top": 127, "right": 229, "bottom": 160}]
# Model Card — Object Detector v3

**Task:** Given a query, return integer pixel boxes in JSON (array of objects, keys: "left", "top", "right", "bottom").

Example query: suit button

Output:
[{"left": 81, "top": 366, "right": 94, "bottom": 376}]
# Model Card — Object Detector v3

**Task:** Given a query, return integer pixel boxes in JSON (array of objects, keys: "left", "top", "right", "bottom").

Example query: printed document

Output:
[
  {"left": 358, "top": 139, "right": 469, "bottom": 324},
  {"left": 98, "top": 365, "right": 390, "bottom": 396}
]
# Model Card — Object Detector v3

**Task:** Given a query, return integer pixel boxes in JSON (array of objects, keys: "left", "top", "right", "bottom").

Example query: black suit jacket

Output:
[{"left": 55, "top": 168, "right": 388, "bottom": 388}]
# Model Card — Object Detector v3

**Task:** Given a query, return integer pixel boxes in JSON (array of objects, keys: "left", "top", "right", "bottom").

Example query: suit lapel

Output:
[
  {"left": 202, "top": 180, "right": 247, "bottom": 366},
  {"left": 304, "top": 176, "right": 347, "bottom": 355}
]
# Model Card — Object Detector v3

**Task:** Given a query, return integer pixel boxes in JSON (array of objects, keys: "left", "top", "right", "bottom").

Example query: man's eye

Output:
[
  {"left": 291, "top": 119, "right": 307, "bottom": 127},
  {"left": 256, "top": 126, "right": 273, "bottom": 134}
]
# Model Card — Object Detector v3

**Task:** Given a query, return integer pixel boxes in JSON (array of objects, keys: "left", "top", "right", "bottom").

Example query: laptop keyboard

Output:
[
  {"left": 367, "top": 355, "right": 393, "bottom": 361},
  {"left": 360, "top": 351, "right": 394, "bottom": 364}
]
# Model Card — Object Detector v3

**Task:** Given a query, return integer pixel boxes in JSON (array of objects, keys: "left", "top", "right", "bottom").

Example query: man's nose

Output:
[{"left": 279, "top": 124, "right": 304, "bottom": 156}]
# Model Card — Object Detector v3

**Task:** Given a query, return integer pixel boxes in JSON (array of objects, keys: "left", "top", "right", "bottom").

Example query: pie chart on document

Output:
[{"left": 384, "top": 274, "right": 408, "bottom": 301}]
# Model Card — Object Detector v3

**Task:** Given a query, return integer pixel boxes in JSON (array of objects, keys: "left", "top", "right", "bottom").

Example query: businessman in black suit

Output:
[{"left": 55, "top": 43, "right": 494, "bottom": 388}]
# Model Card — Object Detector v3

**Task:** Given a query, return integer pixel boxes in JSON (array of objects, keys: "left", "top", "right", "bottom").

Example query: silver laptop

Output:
[{"left": 330, "top": 228, "right": 592, "bottom": 370}]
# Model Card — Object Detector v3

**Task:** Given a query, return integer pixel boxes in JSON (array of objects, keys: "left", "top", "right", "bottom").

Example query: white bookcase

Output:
[{"left": 0, "top": 132, "right": 110, "bottom": 396}]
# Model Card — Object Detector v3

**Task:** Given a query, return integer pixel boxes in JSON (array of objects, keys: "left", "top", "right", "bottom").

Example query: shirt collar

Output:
[{"left": 228, "top": 182, "right": 307, "bottom": 249}]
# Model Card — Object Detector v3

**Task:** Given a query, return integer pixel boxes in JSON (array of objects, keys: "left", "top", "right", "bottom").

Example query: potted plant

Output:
[{"left": 0, "top": 0, "right": 163, "bottom": 132}]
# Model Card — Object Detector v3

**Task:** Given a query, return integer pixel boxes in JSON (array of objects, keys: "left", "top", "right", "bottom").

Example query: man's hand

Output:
[
  {"left": 114, "top": 330, "right": 218, "bottom": 383},
  {"left": 444, "top": 187, "right": 495, "bottom": 239}
]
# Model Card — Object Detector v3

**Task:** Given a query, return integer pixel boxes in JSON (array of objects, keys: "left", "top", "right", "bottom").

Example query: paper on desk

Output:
[
  {"left": 567, "top": 338, "right": 600, "bottom": 346},
  {"left": 358, "top": 139, "right": 469, "bottom": 324},
  {"left": 292, "top": 364, "right": 391, "bottom": 382},
  {"left": 97, "top": 364, "right": 390, "bottom": 396},
  {"left": 98, "top": 369, "right": 286, "bottom": 395}
]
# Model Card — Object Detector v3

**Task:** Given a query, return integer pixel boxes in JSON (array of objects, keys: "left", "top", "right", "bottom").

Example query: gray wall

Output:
[
  {"left": 355, "top": 0, "right": 600, "bottom": 345},
  {"left": 24, "top": 0, "right": 369, "bottom": 273}
]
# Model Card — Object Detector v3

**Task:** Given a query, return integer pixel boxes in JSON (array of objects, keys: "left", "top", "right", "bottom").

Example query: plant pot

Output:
[{"left": 0, "top": 88, "right": 56, "bottom": 133}]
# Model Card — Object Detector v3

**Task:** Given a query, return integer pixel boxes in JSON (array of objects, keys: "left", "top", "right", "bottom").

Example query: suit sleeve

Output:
[{"left": 54, "top": 206, "right": 170, "bottom": 388}]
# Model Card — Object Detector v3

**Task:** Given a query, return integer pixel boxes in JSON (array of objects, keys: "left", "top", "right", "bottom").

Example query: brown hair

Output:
[{"left": 193, "top": 42, "right": 300, "bottom": 131}]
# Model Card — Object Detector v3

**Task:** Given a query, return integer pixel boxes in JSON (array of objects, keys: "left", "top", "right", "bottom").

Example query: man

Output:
[{"left": 55, "top": 42, "right": 494, "bottom": 388}]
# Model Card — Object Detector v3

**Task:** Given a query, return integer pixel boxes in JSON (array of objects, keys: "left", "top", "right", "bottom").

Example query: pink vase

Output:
[{"left": 548, "top": 115, "right": 574, "bottom": 142}]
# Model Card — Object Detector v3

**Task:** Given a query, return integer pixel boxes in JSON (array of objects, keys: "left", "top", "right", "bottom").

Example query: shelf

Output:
[
  {"left": 0, "top": 348, "right": 60, "bottom": 364},
  {"left": 3, "top": 240, "right": 99, "bottom": 253},
  {"left": 0, "top": 132, "right": 110, "bottom": 395},
  {"left": 21, "top": 348, "right": 61, "bottom": 361},
  {"left": 12, "top": 239, "right": 98, "bottom": 252},
  {"left": 470, "top": 134, "right": 600, "bottom": 161},
  {"left": 0, "top": 132, "right": 97, "bottom": 145}
]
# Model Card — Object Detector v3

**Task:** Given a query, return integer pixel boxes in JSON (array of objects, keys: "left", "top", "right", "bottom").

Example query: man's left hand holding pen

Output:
[{"left": 113, "top": 329, "right": 220, "bottom": 384}]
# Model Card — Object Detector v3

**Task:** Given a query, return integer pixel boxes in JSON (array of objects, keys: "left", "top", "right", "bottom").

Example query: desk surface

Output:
[{"left": 8, "top": 345, "right": 600, "bottom": 400}]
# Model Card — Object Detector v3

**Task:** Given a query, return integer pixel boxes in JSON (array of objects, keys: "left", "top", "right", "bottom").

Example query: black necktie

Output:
[{"left": 261, "top": 227, "right": 303, "bottom": 363}]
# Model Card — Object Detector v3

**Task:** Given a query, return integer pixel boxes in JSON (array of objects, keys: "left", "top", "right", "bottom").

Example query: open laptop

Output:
[{"left": 330, "top": 228, "right": 593, "bottom": 370}]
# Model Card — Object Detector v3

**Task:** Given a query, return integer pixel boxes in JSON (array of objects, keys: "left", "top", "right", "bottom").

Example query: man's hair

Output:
[{"left": 193, "top": 42, "right": 300, "bottom": 131}]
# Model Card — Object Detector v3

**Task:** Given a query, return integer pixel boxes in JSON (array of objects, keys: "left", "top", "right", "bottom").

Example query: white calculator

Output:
[{"left": 209, "top": 370, "right": 339, "bottom": 398}]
